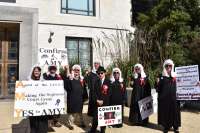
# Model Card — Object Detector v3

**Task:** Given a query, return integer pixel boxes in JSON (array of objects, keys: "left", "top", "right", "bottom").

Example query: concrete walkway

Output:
[{"left": 0, "top": 100, "right": 200, "bottom": 133}]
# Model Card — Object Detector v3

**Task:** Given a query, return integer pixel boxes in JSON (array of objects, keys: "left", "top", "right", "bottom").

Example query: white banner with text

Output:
[{"left": 14, "top": 80, "right": 65, "bottom": 117}]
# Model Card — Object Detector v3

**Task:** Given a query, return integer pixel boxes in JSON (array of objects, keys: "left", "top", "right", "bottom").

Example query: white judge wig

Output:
[
  {"left": 133, "top": 63, "right": 147, "bottom": 79},
  {"left": 92, "top": 59, "right": 101, "bottom": 73},
  {"left": 110, "top": 67, "right": 123, "bottom": 82},
  {"left": 71, "top": 64, "right": 84, "bottom": 79},
  {"left": 162, "top": 59, "right": 176, "bottom": 77}
]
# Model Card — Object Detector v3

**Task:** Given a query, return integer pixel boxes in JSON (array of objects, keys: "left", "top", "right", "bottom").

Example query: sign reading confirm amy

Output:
[
  {"left": 175, "top": 65, "right": 200, "bottom": 100},
  {"left": 98, "top": 105, "right": 122, "bottom": 127},
  {"left": 38, "top": 47, "right": 68, "bottom": 68},
  {"left": 14, "top": 80, "right": 65, "bottom": 117}
]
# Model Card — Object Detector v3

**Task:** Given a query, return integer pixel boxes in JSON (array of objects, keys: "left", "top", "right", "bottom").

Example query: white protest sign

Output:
[
  {"left": 138, "top": 96, "right": 153, "bottom": 120},
  {"left": 175, "top": 65, "right": 200, "bottom": 100},
  {"left": 14, "top": 80, "right": 65, "bottom": 117},
  {"left": 38, "top": 47, "right": 68, "bottom": 71},
  {"left": 152, "top": 92, "right": 158, "bottom": 113},
  {"left": 98, "top": 105, "right": 122, "bottom": 126}
]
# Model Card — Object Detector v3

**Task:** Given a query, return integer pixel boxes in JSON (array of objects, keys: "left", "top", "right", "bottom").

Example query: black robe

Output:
[
  {"left": 156, "top": 76, "right": 181, "bottom": 128},
  {"left": 129, "top": 76, "right": 151, "bottom": 124},
  {"left": 95, "top": 79, "right": 111, "bottom": 107},
  {"left": 92, "top": 78, "right": 111, "bottom": 117},
  {"left": 64, "top": 78, "right": 88, "bottom": 113},
  {"left": 86, "top": 72, "right": 99, "bottom": 116},
  {"left": 29, "top": 116, "right": 48, "bottom": 133},
  {"left": 90, "top": 78, "right": 111, "bottom": 132},
  {"left": 110, "top": 80, "right": 126, "bottom": 105},
  {"left": 29, "top": 79, "right": 48, "bottom": 133},
  {"left": 110, "top": 80, "right": 127, "bottom": 127}
]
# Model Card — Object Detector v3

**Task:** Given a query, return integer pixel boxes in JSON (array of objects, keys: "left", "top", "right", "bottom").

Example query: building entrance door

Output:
[{"left": 0, "top": 23, "right": 19, "bottom": 98}]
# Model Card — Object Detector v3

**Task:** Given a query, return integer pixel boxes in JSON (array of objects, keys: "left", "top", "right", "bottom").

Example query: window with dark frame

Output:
[
  {"left": 65, "top": 37, "right": 92, "bottom": 69},
  {"left": 61, "top": 0, "right": 95, "bottom": 16},
  {"left": 0, "top": 0, "right": 16, "bottom": 3}
]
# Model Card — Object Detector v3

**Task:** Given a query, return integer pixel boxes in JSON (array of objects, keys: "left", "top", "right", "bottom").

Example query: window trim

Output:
[
  {"left": 61, "top": 0, "right": 96, "bottom": 16},
  {"left": 0, "top": 0, "right": 16, "bottom": 3},
  {"left": 65, "top": 37, "right": 93, "bottom": 68}
]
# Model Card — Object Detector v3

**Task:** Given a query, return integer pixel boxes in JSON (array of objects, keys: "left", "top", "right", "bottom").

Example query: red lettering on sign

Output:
[{"left": 105, "top": 120, "right": 115, "bottom": 125}]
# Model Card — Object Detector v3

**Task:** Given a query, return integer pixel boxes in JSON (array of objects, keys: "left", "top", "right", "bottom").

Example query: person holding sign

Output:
[
  {"left": 29, "top": 66, "right": 48, "bottom": 133},
  {"left": 155, "top": 59, "right": 181, "bottom": 133},
  {"left": 89, "top": 66, "right": 111, "bottom": 133},
  {"left": 197, "top": 81, "right": 200, "bottom": 86},
  {"left": 197, "top": 65, "right": 200, "bottom": 87},
  {"left": 129, "top": 64, "right": 151, "bottom": 126},
  {"left": 64, "top": 65, "right": 88, "bottom": 130},
  {"left": 43, "top": 65, "right": 62, "bottom": 127},
  {"left": 109, "top": 68, "right": 127, "bottom": 128}
]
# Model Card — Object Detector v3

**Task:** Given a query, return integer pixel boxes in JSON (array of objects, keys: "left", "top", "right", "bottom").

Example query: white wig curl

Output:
[
  {"left": 162, "top": 59, "right": 176, "bottom": 77},
  {"left": 92, "top": 59, "right": 101, "bottom": 74},
  {"left": 110, "top": 67, "right": 123, "bottom": 82},
  {"left": 133, "top": 63, "right": 147, "bottom": 79},
  {"left": 71, "top": 64, "right": 84, "bottom": 79}
]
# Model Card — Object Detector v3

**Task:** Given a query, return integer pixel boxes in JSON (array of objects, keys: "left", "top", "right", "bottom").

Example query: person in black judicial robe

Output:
[
  {"left": 109, "top": 68, "right": 127, "bottom": 128},
  {"left": 89, "top": 66, "right": 111, "bottom": 133},
  {"left": 87, "top": 61, "right": 101, "bottom": 117},
  {"left": 43, "top": 65, "right": 62, "bottom": 128},
  {"left": 29, "top": 66, "right": 48, "bottom": 133},
  {"left": 64, "top": 64, "right": 88, "bottom": 130},
  {"left": 156, "top": 59, "right": 181, "bottom": 133},
  {"left": 129, "top": 64, "right": 151, "bottom": 126}
]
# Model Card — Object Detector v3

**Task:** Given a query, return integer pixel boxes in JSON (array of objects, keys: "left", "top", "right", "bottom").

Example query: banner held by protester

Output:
[
  {"left": 138, "top": 96, "right": 154, "bottom": 120},
  {"left": 98, "top": 105, "right": 122, "bottom": 127},
  {"left": 38, "top": 47, "right": 68, "bottom": 72},
  {"left": 14, "top": 80, "right": 65, "bottom": 117},
  {"left": 175, "top": 65, "right": 200, "bottom": 100}
]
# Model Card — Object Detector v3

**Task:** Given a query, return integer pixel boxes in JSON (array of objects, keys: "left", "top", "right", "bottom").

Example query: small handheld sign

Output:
[{"left": 98, "top": 105, "right": 122, "bottom": 127}]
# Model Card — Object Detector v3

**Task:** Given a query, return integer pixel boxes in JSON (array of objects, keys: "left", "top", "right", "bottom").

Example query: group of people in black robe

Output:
[
  {"left": 128, "top": 59, "right": 181, "bottom": 133},
  {"left": 86, "top": 62, "right": 127, "bottom": 133},
  {"left": 28, "top": 59, "right": 200, "bottom": 133}
]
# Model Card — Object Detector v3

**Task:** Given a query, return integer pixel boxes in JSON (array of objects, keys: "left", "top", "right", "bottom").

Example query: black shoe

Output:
[
  {"left": 174, "top": 130, "right": 179, "bottom": 133},
  {"left": 68, "top": 125, "right": 74, "bottom": 130},
  {"left": 116, "top": 124, "right": 123, "bottom": 128},
  {"left": 113, "top": 124, "right": 122, "bottom": 128},
  {"left": 173, "top": 127, "right": 179, "bottom": 133},
  {"left": 163, "top": 128, "right": 169, "bottom": 133},
  {"left": 79, "top": 124, "right": 86, "bottom": 128},
  {"left": 88, "top": 129, "right": 96, "bottom": 133}
]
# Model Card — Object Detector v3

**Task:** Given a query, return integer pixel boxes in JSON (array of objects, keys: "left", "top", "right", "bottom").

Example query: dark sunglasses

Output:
[
  {"left": 113, "top": 72, "right": 119, "bottom": 74},
  {"left": 165, "top": 64, "right": 172, "bottom": 68},
  {"left": 98, "top": 72, "right": 104, "bottom": 75},
  {"left": 135, "top": 68, "right": 140, "bottom": 71}
]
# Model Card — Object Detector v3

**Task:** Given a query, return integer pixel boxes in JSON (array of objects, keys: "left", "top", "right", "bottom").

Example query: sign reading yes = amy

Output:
[{"left": 14, "top": 80, "right": 65, "bottom": 117}]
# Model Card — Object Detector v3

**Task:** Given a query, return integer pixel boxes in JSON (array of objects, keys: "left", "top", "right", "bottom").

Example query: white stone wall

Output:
[
  {"left": 0, "top": 0, "right": 133, "bottom": 67},
  {"left": 38, "top": 24, "right": 133, "bottom": 67},
  {"left": 0, "top": 0, "right": 132, "bottom": 29}
]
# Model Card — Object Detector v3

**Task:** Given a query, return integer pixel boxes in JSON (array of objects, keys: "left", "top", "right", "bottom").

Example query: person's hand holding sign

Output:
[
  {"left": 196, "top": 81, "right": 200, "bottom": 87},
  {"left": 97, "top": 100, "right": 103, "bottom": 106}
]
